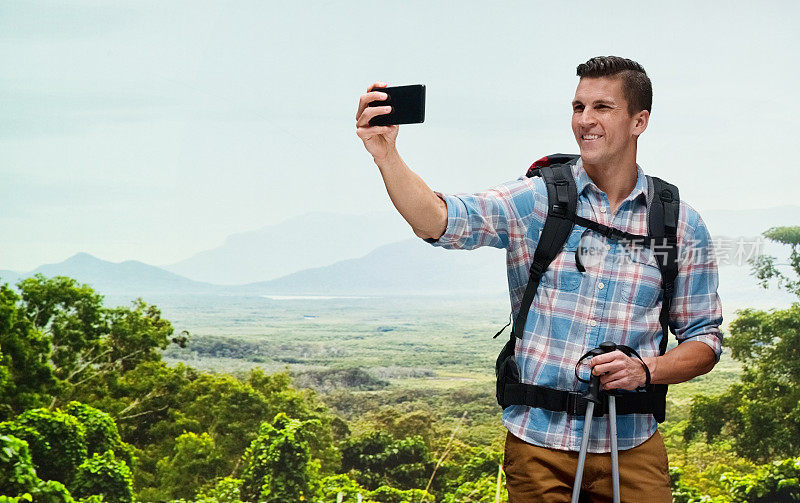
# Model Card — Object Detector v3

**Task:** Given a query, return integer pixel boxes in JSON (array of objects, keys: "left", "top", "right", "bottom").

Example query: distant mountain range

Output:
[
  {"left": 0, "top": 241, "right": 507, "bottom": 298},
  {"left": 1, "top": 209, "right": 797, "bottom": 312},
  {"left": 163, "top": 211, "right": 412, "bottom": 285},
  {"left": 2, "top": 252, "right": 218, "bottom": 296},
  {"left": 159, "top": 206, "right": 800, "bottom": 286},
  {"left": 236, "top": 239, "right": 508, "bottom": 296}
]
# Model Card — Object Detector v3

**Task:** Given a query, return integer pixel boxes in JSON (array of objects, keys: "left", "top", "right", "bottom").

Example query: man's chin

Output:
[{"left": 578, "top": 150, "right": 601, "bottom": 165}]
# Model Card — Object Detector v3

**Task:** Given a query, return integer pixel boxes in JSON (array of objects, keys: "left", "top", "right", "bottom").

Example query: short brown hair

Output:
[{"left": 576, "top": 56, "right": 652, "bottom": 115}]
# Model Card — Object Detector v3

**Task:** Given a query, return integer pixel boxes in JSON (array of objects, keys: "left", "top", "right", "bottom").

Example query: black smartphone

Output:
[{"left": 368, "top": 84, "right": 426, "bottom": 126}]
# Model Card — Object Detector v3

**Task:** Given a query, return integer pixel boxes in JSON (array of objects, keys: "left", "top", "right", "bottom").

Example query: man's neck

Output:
[{"left": 581, "top": 153, "right": 639, "bottom": 215}]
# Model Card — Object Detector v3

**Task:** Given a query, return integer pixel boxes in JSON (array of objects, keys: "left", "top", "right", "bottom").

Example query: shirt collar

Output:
[{"left": 572, "top": 157, "right": 649, "bottom": 207}]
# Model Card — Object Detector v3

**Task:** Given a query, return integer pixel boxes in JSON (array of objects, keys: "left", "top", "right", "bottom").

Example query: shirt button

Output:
[
  {"left": 599, "top": 206, "right": 607, "bottom": 213},
  {"left": 590, "top": 320, "right": 598, "bottom": 327},
  {"left": 598, "top": 282, "right": 605, "bottom": 289},
  {"left": 605, "top": 244, "right": 611, "bottom": 251}
]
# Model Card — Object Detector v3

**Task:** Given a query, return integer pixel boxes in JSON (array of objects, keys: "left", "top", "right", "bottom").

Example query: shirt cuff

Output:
[
  {"left": 678, "top": 332, "right": 723, "bottom": 363},
  {"left": 422, "top": 192, "right": 466, "bottom": 247}
]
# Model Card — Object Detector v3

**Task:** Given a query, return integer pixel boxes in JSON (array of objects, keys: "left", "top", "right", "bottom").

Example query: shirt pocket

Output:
[
  {"left": 619, "top": 245, "right": 663, "bottom": 307},
  {"left": 538, "top": 228, "right": 583, "bottom": 292}
]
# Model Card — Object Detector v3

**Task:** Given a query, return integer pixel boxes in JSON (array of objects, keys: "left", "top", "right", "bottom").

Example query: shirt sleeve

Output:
[
  {"left": 669, "top": 207, "right": 724, "bottom": 362},
  {"left": 422, "top": 178, "right": 539, "bottom": 251}
]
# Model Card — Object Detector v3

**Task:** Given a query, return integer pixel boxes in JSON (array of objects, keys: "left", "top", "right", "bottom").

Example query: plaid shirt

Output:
[{"left": 425, "top": 158, "right": 722, "bottom": 453}]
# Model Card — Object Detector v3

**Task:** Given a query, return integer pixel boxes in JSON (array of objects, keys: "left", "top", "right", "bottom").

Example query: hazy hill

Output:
[
  {"left": 163, "top": 206, "right": 800, "bottom": 287},
  {"left": 18, "top": 253, "right": 219, "bottom": 296},
  {"left": 235, "top": 237, "right": 792, "bottom": 311},
  {"left": 164, "top": 211, "right": 412, "bottom": 285},
  {"left": 1, "top": 206, "right": 796, "bottom": 311},
  {"left": 237, "top": 239, "right": 509, "bottom": 296}
]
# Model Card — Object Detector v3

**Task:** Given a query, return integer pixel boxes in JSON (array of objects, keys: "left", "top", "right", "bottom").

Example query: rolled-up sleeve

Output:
[
  {"left": 423, "top": 178, "right": 538, "bottom": 251},
  {"left": 669, "top": 207, "right": 724, "bottom": 362}
]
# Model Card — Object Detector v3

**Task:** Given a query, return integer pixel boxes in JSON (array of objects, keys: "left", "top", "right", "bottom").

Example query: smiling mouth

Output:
[{"left": 581, "top": 134, "right": 602, "bottom": 141}]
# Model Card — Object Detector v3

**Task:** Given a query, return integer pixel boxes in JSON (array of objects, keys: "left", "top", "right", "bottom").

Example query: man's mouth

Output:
[{"left": 581, "top": 134, "right": 602, "bottom": 141}]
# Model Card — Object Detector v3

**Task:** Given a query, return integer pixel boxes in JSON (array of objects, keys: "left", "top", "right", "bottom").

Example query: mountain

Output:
[
  {"left": 1, "top": 241, "right": 794, "bottom": 315},
  {"left": 23, "top": 253, "right": 220, "bottom": 296},
  {"left": 2, "top": 206, "right": 797, "bottom": 307},
  {"left": 164, "top": 211, "right": 412, "bottom": 285},
  {"left": 161, "top": 207, "right": 800, "bottom": 287},
  {"left": 238, "top": 238, "right": 795, "bottom": 313},
  {"left": 236, "top": 239, "right": 509, "bottom": 296}
]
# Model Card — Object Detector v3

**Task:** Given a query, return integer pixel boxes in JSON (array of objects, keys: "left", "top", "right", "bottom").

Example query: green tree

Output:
[
  {"left": 240, "top": 413, "right": 321, "bottom": 503},
  {"left": 455, "top": 447, "right": 503, "bottom": 486},
  {"left": 721, "top": 457, "right": 800, "bottom": 503},
  {"left": 247, "top": 369, "right": 339, "bottom": 473},
  {"left": 687, "top": 226, "right": 800, "bottom": 462},
  {"left": 0, "top": 284, "right": 56, "bottom": 419},
  {"left": 71, "top": 451, "right": 134, "bottom": 503},
  {"left": 368, "top": 486, "right": 434, "bottom": 503},
  {"left": 355, "top": 408, "right": 437, "bottom": 446},
  {"left": 318, "top": 474, "right": 367, "bottom": 503},
  {"left": 669, "top": 467, "right": 704, "bottom": 503},
  {"left": 63, "top": 401, "right": 134, "bottom": 467},
  {"left": 440, "top": 477, "right": 505, "bottom": 503},
  {"left": 0, "top": 434, "right": 75, "bottom": 503},
  {"left": 339, "top": 431, "right": 434, "bottom": 491},
  {"left": 176, "top": 372, "right": 279, "bottom": 468},
  {"left": 95, "top": 361, "right": 198, "bottom": 500},
  {"left": 104, "top": 298, "right": 177, "bottom": 373},
  {"left": 0, "top": 408, "right": 87, "bottom": 485},
  {"left": 17, "top": 275, "right": 107, "bottom": 384},
  {"left": 156, "top": 432, "right": 226, "bottom": 500},
  {"left": 15, "top": 275, "right": 184, "bottom": 407},
  {"left": 195, "top": 477, "right": 245, "bottom": 503},
  {"left": 0, "top": 434, "right": 42, "bottom": 496},
  {"left": 750, "top": 226, "right": 800, "bottom": 297}
]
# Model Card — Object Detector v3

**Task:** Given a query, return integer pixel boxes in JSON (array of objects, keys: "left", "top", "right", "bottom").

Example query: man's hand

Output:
[
  {"left": 356, "top": 82, "right": 399, "bottom": 162},
  {"left": 588, "top": 350, "right": 650, "bottom": 391}
]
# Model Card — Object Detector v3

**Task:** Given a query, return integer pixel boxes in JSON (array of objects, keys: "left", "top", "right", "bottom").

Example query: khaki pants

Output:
[{"left": 503, "top": 429, "right": 673, "bottom": 503}]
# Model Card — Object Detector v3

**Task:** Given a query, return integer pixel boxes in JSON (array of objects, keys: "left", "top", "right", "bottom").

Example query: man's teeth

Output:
[{"left": 583, "top": 134, "right": 601, "bottom": 140}]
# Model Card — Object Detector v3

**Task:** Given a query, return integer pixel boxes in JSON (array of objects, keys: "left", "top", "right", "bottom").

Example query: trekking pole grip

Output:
[{"left": 577, "top": 341, "right": 619, "bottom": 404}]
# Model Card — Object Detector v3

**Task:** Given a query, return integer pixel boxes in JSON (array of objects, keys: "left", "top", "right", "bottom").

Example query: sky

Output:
[{"left": 1, "top": 0, "right": 798, "bottom": 271}]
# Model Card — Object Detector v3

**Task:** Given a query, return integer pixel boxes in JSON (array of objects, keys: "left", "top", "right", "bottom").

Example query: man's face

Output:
[{"left": 571, "top": 76, "right": 648, "bottom": 167}]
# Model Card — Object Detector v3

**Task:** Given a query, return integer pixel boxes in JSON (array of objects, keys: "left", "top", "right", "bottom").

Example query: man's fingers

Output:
[
  {"left": 590, "top": 351, "right": 626, "bottom": 374},
  {"left": 589, "top": 350, "right": 620, "bottom": 367},
  {"left": 592, "top": 361, "right": 615, "bottom": 375},
  {"left": 356, "top": 91, "right": 389, "bottom": 119},
  {"left": 356, "top": 84, "right": 389, "bottom": 120},
  {"left": 356, "top": 105, "right": 392, "bottom": 128},
  {"left": 367, "top": 81, "right": 387, "bottom": 92},
  {"left": 356, "top": 125, "right": 394, "bottom": 140}
]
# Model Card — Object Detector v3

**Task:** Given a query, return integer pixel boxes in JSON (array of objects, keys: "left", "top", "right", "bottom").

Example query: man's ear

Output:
[{"left": 632, "top": 109, "right": 649, "bottom": 138}]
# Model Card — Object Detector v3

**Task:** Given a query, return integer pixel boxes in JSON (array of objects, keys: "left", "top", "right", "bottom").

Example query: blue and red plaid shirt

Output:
[{"left": 425, "top": 158, "right": 723, "bottom": 453}]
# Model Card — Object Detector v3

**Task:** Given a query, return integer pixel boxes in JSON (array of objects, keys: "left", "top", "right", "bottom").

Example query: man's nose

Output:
[{"left": 578, "top": 109, "right": 596, "bottom": 127}]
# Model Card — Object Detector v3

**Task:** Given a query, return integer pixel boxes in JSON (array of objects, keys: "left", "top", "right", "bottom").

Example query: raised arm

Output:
[{"left": 356, "top": 82, "right": 447, "bottom": 240}]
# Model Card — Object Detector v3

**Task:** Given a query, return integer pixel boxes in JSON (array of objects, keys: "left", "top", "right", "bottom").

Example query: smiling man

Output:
[{"left": 355, "top": 56, "right": 722, "bottom": 502}]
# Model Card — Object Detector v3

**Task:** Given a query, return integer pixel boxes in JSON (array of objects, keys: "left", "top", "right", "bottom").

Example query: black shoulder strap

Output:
[
  {"left": 511, "top": 155, "right": 579, "bottom": 340},
  {"left": 646, "top": 176, "right": 680, "bottom": 356}
]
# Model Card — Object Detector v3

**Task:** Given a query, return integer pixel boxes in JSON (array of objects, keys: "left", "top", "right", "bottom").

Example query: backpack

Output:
[{"left": 494, "top": 154, "right": 679, "bottom": 423}]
